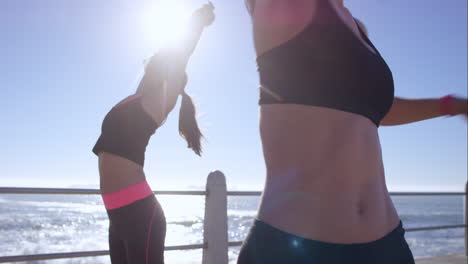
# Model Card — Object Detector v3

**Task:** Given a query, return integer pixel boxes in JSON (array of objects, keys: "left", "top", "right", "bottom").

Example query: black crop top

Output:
[
  {"left": 258, "top": 0, "right": 394, "bottom": 126},
  {"left": 92, "top": 94, "right": 158, "bottom": 166}
]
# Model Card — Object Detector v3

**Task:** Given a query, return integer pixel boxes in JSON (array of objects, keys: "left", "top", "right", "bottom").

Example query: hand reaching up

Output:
[{"left": 191, "top": 2, "right": 215, "bottom": 28}]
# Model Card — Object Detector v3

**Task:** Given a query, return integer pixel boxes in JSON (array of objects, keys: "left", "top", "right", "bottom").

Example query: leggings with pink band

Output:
[{"left": 103, "top": 181, "right": 166, "bottom": 264}]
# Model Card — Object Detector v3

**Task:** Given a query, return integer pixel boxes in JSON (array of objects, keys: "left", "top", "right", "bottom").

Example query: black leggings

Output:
[
  {"left": 237, "top": 220, "right": 415, "bottom": 264},
  {"left": 107, "top": 195, "right": 166, "bottom": 264}
]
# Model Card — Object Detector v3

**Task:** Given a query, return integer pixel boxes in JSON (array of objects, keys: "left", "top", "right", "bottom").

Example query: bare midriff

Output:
[
  {"left": 98, "top": 152, "right": 146, "bottom": 194},
  {"left": 257, "top": 104, "right": 400, "bottom": 244}
]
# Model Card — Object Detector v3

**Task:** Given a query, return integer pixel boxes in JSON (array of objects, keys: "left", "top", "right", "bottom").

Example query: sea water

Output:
[{"left": 0, "top": 194, "right": 464, "bottom": 263}]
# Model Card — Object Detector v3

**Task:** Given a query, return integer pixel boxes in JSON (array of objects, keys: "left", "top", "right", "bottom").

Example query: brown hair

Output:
[
  {"left": 179, "top": 90, "right": 203, "bottom": 156},
  {"left": 141, "top": 55, "right": 203, "bottom": 156}
]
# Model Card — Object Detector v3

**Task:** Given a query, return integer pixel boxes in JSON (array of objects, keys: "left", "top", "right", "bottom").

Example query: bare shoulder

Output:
[{"left": 252, "top": 0, "right": 319, "bottom": 55}]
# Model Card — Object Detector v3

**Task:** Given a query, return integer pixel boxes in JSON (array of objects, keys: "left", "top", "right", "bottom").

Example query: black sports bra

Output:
[
  {"left": 257, "top": 0, "right": 394, "bottom": 126},
  {"left": 92, "top": 94, "right": 158, "bottom": 166}
]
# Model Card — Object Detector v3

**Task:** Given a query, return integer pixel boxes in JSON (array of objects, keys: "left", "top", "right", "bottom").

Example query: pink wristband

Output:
[{"left": 439, "top": 95, "right": 455, "bottom": 116}]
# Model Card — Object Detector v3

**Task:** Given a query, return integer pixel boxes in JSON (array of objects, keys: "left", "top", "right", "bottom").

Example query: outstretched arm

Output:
[
  {"left": 160, "top": 2, "right": 215, "bottom": 70},
  {"left": 380, "top": 96, "right": 467, "bottom": 126},
  {"left": 138, "top": 2, "right": 215, "bottom": 125}
]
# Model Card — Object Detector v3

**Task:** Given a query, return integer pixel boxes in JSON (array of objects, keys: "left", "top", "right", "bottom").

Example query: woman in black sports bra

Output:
[
  {"left": 238, "top": 1, "right": 467, "bottom": 263},
  {"left": 92, "top": 3, "right": 215, "bottom": 264}
]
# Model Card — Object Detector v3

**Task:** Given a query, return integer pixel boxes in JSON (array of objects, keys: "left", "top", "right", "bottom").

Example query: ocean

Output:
[{"left": 0, "top": 194, "right": 465, "bottom": 263}]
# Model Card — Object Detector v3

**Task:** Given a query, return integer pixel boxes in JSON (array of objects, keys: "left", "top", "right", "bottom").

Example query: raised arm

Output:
[
  {"left": 137, "top": 2, "right": 215, "bottom": 125},
  {"left": 380, "top": 96, "right": 468, "bottom": 126},
  {"left": 161, "top": 2, "right": 215, "bottom": 69}
]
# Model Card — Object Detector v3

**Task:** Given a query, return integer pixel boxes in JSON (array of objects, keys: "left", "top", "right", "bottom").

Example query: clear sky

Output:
[{"left": 1, "top": 0, "right": 467, "bottom": 191}]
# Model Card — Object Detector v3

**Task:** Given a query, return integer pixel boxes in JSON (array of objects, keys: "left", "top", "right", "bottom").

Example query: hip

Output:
[
  {"left": 257, "top": 171, "right": 400, "bottom": 244},
  {"left": 237, "top": 219, "right": 414, "bottom": 264},
  {"left": 105, "top": 190, "right": 166, "bottom": 239}
]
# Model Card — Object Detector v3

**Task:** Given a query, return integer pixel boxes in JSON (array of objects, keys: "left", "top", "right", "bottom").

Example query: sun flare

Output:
[{"left": 142, "top": 0, "right": 193, "bottom": 46}]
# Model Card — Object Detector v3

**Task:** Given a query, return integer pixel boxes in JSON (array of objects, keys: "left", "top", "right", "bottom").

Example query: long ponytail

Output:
[{"left": 179, "top": 90, "right": 203, "bottom": 156}]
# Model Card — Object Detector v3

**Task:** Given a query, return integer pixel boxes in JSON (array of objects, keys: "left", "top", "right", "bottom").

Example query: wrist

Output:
[
  {"left": 439, "top": 95, "right": 455, "bottom": 116},
  {"left": 189, "top": 16, "right": 207, "bottom": 30},
  {"left": 453, "top": 97, "right": 468, "bottom": 116}
]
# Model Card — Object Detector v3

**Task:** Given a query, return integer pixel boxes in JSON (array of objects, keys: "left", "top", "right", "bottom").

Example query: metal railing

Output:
[{"left": 0, "top": 172, "right": 466, "bottom": 263}]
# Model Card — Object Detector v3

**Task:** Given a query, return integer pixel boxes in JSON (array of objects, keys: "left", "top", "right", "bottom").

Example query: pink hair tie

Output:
[{"left": 439, "top": 94, "right": 455, "bottom": 116}]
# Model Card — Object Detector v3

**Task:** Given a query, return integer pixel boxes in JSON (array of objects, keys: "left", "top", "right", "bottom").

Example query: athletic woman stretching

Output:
[
  {"left": 238, "top": 0, "right": 468, "bottom": 263},
  {"left": 92, "top": 3, "right": 215, "bottom": 263}
]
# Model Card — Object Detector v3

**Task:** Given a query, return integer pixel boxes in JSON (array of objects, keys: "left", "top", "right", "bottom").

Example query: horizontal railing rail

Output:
[
  {"left": 1, "top": 188, "right": 465, "bottom": 196},
  {"left": 0, "top": 187, "right": 207, "bottom": 196},
  {"left": 0, "top": 177, "right": 466, "bottom": 263},
  {"left": 406, "top": 224, "right": 467, "bottom": 232},
  {"left": 228, "top": 191, "right": 467, "bottom": 196}
]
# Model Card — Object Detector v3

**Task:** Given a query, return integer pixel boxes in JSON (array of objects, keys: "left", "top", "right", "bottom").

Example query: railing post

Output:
[
  {"left": 465, "top": 181, "right": 467, "bottom": 256},
  {"left": 202, "top": 171, "right": 228, "bottom": 264}
]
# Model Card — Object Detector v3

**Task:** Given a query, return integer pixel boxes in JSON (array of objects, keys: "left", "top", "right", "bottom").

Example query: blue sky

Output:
[{"left": 1, "top": 0, "right": 466, "bottom": 191}]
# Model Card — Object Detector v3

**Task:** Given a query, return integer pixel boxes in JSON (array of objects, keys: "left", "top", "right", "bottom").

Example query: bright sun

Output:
[{"left": 142, "top": 0, "right": 193, "bottom": 46}]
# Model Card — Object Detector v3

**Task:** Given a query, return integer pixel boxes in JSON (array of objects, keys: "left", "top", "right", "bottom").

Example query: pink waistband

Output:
[{"left": 102, "top": 180, "right": 153, "bottom": 210}]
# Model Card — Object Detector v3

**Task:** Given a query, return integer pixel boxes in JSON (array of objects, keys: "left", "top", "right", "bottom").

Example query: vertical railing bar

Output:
[
  {"left": 202, "top": 171, "right": 228, "bottom": 264},
  {"left": 464, "top": 181, "right": 467, "bottom": 256}
]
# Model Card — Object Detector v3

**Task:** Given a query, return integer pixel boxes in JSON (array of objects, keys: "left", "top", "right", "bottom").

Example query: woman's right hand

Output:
[{"left": 190, "top": 2, "right": 215, "bottom": 28}]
